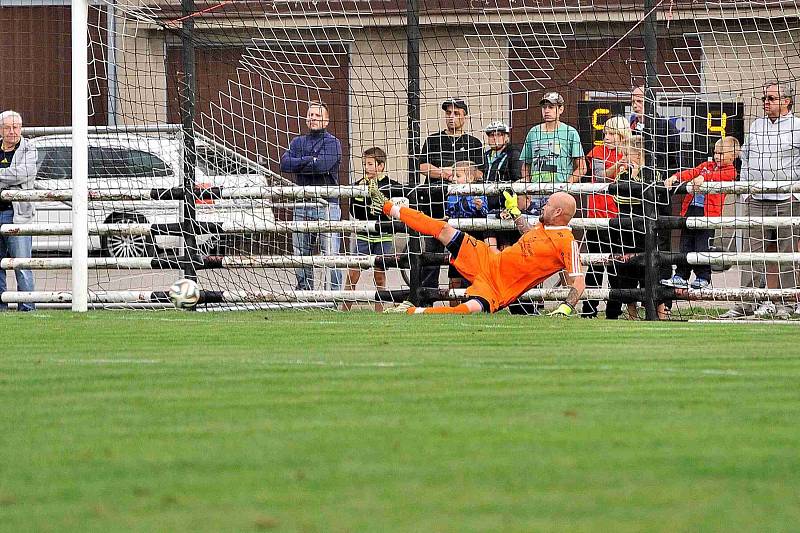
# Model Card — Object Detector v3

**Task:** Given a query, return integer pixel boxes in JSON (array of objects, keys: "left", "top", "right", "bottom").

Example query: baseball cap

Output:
[
  {"left": 484, "top": 121, "right": 511, "bottom": 134},
  {"left": 441, "top": 97, "right": 469, "bottom": 113},
  {"left": 540, "top": 92, "right": 565, "bottom": 105}
]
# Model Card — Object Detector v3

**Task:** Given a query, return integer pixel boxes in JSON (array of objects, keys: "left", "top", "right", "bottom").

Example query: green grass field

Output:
[{"left": 2, "top": 311, "right": 799, "bottom": 532}]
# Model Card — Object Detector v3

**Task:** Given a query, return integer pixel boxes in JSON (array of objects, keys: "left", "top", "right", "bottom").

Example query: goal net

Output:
[{"left": 3, "top": 0, "right": 800, "bottom": 318}]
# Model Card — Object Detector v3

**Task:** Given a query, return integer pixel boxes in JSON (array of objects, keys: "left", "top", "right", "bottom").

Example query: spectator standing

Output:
[
  {"left": 720, "top": 81, "right": 800, "bottom": 319},
  {"left": 480, "top": 121, "right": 523, "bottom": 251},
  {"left": 630, "top": 86, "right": 682, "bottom": 174},
  {"left": 0, "top": 110, "right": 37, "bottom": 312},
  {"left": 344, "top": 147, "right": 405, "bottom": 311},
  {"left": 606, "top": 135, "right": 671, "bottom": 320},
  {"left": 582, "top": 116, "right": 631, "bottom": 317},
  {"left": 417, "top": 97, "right": 484, "bottom": 291},
  {"left": 520, "top": 91, "right": 586, "bottom": 215},
  {"left": 662, "top": 136, "right": 740, "bottom": 290},
  {"left": 280, "top": 101, "right": 343, "bottom": 291}
]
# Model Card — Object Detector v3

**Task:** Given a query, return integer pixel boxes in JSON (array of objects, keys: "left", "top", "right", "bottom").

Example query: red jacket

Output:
[
  {"left": 586, "top": 145, "right": 622, "bottom": 219},
  {"left": 674, "top": 161, "right": 736, "bottom": 217}
]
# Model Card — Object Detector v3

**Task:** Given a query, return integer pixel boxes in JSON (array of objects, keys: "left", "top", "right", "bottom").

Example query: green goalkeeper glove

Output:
[
  {"left": 502, "top": 190, "right": 521, "bottom": 218},
  {"left": 548, "top": 303, "right": 575, "bottom": 317},
  {"left": 368, "top": 179, "right": 389, "bottom": 215}
]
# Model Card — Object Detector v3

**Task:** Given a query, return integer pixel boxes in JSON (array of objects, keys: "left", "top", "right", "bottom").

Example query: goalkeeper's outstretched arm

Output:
[
  {"left": 549, "top": 271, "right": 585, "bottom": 317},
  {"left": 564, "top": 272, "right": 585, "bottom": 309}
]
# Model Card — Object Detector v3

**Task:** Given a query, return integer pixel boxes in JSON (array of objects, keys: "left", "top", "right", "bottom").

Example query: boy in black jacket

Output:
[{"left": 344, "top": 147, "right": 405, "bottom": 310}]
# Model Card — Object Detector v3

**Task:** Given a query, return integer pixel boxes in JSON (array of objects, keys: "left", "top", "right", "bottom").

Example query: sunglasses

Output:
[{"left": 761, "top": 95, "right": 785, "bottom": 102}]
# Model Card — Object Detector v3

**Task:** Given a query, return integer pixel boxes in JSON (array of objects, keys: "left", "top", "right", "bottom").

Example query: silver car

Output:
[{"left": 31, "top": 133, "right": 275, "bottom": 257}]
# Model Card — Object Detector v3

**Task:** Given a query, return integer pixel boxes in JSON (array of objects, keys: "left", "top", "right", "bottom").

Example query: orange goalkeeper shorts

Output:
[{"left": 449, "top": 233, "right": 502, "bottom": 312}]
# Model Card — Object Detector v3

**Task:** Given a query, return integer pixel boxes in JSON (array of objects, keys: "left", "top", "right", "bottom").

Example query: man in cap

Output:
[
  {"left": 519, "top": 91, "right": 586, "bottom": 215},
  {"left": 416, "top": 97, "right": 485, "bottom": 290}
]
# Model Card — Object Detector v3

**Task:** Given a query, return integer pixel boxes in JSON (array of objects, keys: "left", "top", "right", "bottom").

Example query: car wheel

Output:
[{"left": 101, "top": 213, "right": 156, "bottom": 258}]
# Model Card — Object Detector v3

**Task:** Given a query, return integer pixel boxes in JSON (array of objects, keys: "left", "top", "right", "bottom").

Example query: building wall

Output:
[
  {"left": 700, "top": 27, "right": 800, "bottom": 129},
  {"left": 348, "top": 26, "right": 509, "bottom": 183},
  {"left": 0, "top": 5, "right": 107, "bottom": 127},
  {"left": 164, "top": 43, "right": 351, "bottom": 184},
  {"left": 114, "top": 28, "right": 168, "bottom": 125}
]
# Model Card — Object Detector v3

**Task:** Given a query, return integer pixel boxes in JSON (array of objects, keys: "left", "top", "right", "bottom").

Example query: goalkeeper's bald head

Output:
[{"left": 540, "top": 192, "right": 576, "bottom": 226}]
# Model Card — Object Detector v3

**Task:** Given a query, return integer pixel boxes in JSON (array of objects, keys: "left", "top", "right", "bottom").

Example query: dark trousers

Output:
[
  {"left": 675, "top": 205, "right": 713, "bottom": 282},
  {"left": 420, "top": 237, "right": 444, "bottom": 289},
  {"left": 582, "top": 229, "right": 610, "bottom": 317},
  {"left": 606, "top": 261, "right": 643, "bottom": 319}
]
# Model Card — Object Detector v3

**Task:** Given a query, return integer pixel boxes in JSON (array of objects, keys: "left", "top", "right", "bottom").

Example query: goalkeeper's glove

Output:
[
  {"left": 548, "top": 303, "right": 575, "bottom": 317},
  {"left": 368, "top": 179, "right": 389, "bottom": 215},
  {"left": 502, "top": 190, "right": 521, "bottom": 218}
]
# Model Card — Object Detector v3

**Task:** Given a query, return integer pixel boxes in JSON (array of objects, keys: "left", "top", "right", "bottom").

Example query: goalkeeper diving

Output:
[{"left": 369, "top": 181, "right": 585, "bottom": 315}]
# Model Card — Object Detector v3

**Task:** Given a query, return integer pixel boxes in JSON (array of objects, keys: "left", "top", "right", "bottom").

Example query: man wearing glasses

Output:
[{"left": 721, "top": 81, "right": 800, "bottom": 319}]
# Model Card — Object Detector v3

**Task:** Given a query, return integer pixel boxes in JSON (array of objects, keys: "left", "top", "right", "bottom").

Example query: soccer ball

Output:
[{"left": 168, "top": 278, "right": 200, "bottom": 309}]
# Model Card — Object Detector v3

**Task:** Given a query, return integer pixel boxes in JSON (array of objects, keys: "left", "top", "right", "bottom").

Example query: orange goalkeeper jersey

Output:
[{"left": 456, "top": 223, "right": 582, "bottom": 311}]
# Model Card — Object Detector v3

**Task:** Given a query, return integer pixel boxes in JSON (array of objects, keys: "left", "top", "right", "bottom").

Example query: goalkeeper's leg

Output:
[
  {"left": 386, "top": 298, "right": 485, "bottom": 314},
  {"left": 369, "top": 179, "right": 458, "bottom": 244}
]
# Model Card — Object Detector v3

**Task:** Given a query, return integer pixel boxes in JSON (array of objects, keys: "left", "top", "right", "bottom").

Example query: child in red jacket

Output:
[{"left": 662, "top": 136, "right": 740, "bottom": 289}]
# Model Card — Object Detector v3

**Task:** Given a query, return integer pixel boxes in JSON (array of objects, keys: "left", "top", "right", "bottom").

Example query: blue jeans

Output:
[
  {"left": 0, "top": 209, "right": 35, "bottom": 311},
  {"left": 292, "top": 202, "right": 342, "bottom": 290}
]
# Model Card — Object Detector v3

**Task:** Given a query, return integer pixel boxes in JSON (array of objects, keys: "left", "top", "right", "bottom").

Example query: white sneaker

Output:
[
  {"left": 754, "top": 301, "right": 777, "bottom": 318},
  {"left": 793, "top": 304, "right": 800, "bottom": 317},
  {"left": 660, "top": 275, "right": 688, "bottom": 288},
  {"left": 384, "top": 301, "right": 414, "bottom": 314},
  {"left": 719, "top": 307, "right": 746, "bottom": 319}
]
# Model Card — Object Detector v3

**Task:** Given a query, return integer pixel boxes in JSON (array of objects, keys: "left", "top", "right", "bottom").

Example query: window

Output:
[
  {"left": 37, "top": 147, "right": 72, "bottom": 180},
  {"left": 90, "top": 147, "right": 128, "bottom": 178},
  {"left": 124, "top": 149, "right": 173, "bottom": 178},
  {"left": 36, "top": 145, "right": 173, "bottom": 179}
]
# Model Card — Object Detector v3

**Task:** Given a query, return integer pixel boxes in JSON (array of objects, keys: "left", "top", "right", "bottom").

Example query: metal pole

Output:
[
  {"left": 643, "top": 0, "right": 659, "bottom": 320},
  {"left": 180, "top": 0, "right": 197, "bottom": 280},
  {"left": 407, "top": 0, "right": 421, "bottom": 185},
  {"left": 406, "top": 0, "right": 424, "bottom": 304},
  {"left": 71, "top": 0, "right": 89, "bottom": 312},
  {"left": 106, "top": 0, "right": 118, "bottom": 126}
]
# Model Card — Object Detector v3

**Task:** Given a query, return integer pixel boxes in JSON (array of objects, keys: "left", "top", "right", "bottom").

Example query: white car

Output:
[{"left": 31, "top": 133, "right": 275, "bottom": 257}]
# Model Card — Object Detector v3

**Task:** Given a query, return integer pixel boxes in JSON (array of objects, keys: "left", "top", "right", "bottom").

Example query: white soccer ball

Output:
[{"left": 168, "top": 278, "right": 200, "bottom": 309}]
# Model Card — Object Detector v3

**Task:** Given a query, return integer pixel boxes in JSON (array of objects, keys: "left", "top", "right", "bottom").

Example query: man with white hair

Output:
[
  {"left": 0, "top": 110, "right": 37, "bottom": 311},
  {"left": 720, "top": 81, "right": 800, "bottom": 319}
]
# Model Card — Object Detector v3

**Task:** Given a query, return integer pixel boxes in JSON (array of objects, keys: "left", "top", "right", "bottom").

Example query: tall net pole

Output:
[
  {"left": 406, "top": 0, "right": 423, "bottom": 305},
  {"left": 180, "top": 0, "right": 198, "bottom": 281},
  {"left": 642, "top": 0, "right": 660, "bottom": 321},
  {"left": 71, "top": 0, "right": 89, "bottom": 312}
]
